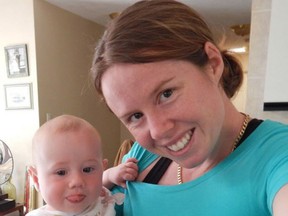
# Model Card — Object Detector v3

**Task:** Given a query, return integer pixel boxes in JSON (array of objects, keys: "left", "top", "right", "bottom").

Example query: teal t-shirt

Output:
[{"left": 113, "top": 120, "right": 288, "bottom": 216}]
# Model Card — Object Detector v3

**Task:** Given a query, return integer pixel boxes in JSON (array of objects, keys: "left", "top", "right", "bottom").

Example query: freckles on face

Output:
[
  {"left": 101, "top": 63, "right": 151, "bottom": 118},
  {"left": 101, "top": 61, "right": 225, "bottom": 163},
  {"left": 101, "top": 60, "right": 220, "bottom": 122}
]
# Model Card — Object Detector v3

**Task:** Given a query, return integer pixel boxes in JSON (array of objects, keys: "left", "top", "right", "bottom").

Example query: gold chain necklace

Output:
[
  {"left": 177, "top": 113, "right": 250, "bottom": 184},
  {"left": 177, "top": 165, "right": 183, "bottom": 184}
]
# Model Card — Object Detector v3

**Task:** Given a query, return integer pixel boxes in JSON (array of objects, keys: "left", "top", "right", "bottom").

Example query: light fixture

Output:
[
  {"left": 109, "top": 12, "right": 120, "bottom": 19},
  {"left": 230, "top": 24, "right": 250, "bottom": 37},
  {"left": 228, "top": 46, "right": 247, "bottom": 54}
]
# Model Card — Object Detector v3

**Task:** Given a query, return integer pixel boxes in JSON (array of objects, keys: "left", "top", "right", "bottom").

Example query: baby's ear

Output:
[
  {"left": 102, "top": 159, "right": 109, "bottom": 170},
  {"left": 27, "top": 166, "right": 40, "bottom": 192}
]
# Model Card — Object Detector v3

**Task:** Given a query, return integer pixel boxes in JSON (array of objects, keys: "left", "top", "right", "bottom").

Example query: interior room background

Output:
[{"left": 0, "top": 0, "right": 287, "bottom": 213}]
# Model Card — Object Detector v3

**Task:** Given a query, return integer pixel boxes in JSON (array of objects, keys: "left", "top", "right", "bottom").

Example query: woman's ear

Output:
[
  {"left": 28, "top": 166, "right": 40, "bottom": 192},
  {"left": 204, "top": 41, "right": 224, "bottom": 83}
]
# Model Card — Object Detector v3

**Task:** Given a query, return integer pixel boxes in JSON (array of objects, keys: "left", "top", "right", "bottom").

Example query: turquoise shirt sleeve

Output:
[{"left": 264, "top": 121, "right": 288, "bottom": 213}]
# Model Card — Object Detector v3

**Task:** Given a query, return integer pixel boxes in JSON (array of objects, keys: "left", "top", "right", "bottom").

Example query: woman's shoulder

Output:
[
  {"left": 257, "top": 119, "right": 288, "bottom": 139},
  {"left": 262, "top": 119, "right": 288, "bottom": 129},
  {"left": 235, "top": 119, "right": 288, "bottom": 160},
  {"left": 247, "top": 119, "right": 288, "bottom": 154}
]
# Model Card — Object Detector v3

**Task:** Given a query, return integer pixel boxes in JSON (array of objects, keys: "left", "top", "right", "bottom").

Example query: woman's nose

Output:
[{"left": 147, "top": 111, "right": 174, "bottom": 140}]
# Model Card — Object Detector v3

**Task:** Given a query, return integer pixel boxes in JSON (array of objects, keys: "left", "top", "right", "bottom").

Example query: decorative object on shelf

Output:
[
  {"left": 4, "top": 83, "right": 33, "bottom": 110},
  {"left": 0, "top": 140, "right": 13, "bottom": 186},
  {"left": 4, "top": 44, "right": 29, "bottom": 78},
  {"left": 1, "top": 177, "right": 16, "bottom": 200},
  {"left": 0, "top": 140, "right": 15, "bottom": 212}
]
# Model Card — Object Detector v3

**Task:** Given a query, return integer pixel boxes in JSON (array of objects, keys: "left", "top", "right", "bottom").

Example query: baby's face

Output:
[{"left": 35, "top": 129, "right": 104, "bottom": 214}]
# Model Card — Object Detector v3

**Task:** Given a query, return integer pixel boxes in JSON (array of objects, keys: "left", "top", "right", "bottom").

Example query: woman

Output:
[{"left": 91, "top": 1, "right": 288, "bottom": 215}]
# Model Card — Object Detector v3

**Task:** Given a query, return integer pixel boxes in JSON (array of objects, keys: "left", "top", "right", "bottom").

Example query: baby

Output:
[{"left": 27, "top": 115, "right": 123, "bottom": 216}]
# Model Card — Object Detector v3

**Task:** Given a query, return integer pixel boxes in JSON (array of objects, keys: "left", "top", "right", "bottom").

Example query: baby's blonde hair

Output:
[{"left": 32, "top": 115, "right": 102, "bottom": 164}]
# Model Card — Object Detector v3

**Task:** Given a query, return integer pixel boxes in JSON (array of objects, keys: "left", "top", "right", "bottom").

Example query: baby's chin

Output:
[
  {"left": 65, "top": 204, "right": 91, "bottom": 214},
  {"left": 45, "top": 203, "right": 90, "bottom": 214}
]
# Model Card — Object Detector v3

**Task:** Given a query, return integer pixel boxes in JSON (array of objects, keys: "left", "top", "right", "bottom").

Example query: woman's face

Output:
[{"left": 102, "top": 59, "right": 225, "bottom": 168}]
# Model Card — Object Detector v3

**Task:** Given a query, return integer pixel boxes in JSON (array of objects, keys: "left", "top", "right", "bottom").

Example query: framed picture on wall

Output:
[
  {"left": 4, "top": 83, "right": 33, "bottom": 110},
  {"left": 4, "top": 44, "right": 29, "bottom": 78}
]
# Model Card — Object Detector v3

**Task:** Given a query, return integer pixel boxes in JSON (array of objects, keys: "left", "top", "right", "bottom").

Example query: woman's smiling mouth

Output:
[{"left": 168, "top": 130, "right": 193, "bottom": 152}]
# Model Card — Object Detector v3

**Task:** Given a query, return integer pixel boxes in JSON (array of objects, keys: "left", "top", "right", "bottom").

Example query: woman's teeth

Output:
[{"left": 168, "top": 131, "right": 192, "bottom": 152}]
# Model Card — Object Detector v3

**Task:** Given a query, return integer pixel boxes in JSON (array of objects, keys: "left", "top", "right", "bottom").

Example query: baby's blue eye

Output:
[
  {"left": 56, "top": 170, "right": 66, "bottom": 176},
  {"left": 83, "top": 167, "right": 94, "bottom": 173}
]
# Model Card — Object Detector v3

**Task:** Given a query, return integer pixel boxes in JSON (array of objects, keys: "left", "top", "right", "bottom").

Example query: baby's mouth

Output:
[
  {"left": 66, "top": 194, "right": 85, "bottom": 203},
  {"left": 168, "top": 130, "right": 193, "bottom": 152}
]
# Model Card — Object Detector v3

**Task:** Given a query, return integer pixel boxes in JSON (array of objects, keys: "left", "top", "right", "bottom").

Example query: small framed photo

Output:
[
  {"left": 4, "top": 44, "right": 29, "bottom": 78},
  {"left": 4, "top": 83, "right": 33, "bottom": 110}
]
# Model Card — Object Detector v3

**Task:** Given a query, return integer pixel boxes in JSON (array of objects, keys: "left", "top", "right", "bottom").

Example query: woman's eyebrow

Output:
[
  {"left": 149, "top": 76, "right": 175, "bottom": 98},
  {"left": 118, "top": 76, "right": 176, "bottom": 120}
]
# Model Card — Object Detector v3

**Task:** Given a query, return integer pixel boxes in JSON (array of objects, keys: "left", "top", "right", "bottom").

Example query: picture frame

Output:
[
  {"left": 4, "top": 44, "right": 29, "bottom": 78},
  {"left": 4, "top": 83, "right": 33, "bottom": 110}
]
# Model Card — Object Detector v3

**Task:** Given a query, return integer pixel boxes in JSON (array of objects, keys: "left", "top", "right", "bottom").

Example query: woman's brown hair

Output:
[{"left": 91, "top": 0, "right": 243, "bottom": 99}]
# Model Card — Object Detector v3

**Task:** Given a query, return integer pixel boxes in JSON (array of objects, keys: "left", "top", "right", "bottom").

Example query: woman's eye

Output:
[
  {"left": 160, "top": 89, "right": 173, "bottom": 102},
  {"left": 83, "top": 167, "right": 94, "bottom": 173},
  {"left": 130, "top": 112, "right": 143, "bottom": 122},
  {"left": 56, "top": 170, "right": 66, "bottom": 176}
]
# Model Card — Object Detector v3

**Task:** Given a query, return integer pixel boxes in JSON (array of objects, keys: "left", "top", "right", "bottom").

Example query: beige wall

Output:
[
  {"left": 231, "top": 52, "right": 249, "bottom": 113},
  {"left": 0, "top": 0, "right": 39, "bottom": 205},
  {"left": 264, "top": 0, "right": 288, "bottom": 103},
  {"left": 247, "top": 0, "right": 288, "bottom": 123},
  {"left": 33, "top": 0, "right": 121, "bottom": 167},
  {"left": 0, "top": 0, "right": 122, "bottom": 209}
]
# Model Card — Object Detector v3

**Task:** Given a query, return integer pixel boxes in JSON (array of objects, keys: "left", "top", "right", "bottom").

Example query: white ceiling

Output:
[
  {"left": 44, "top": 0, "right": 252, "bottom": 49},
  {"left": 45, "top": 0, "right": 252, "bottom": 27}
]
